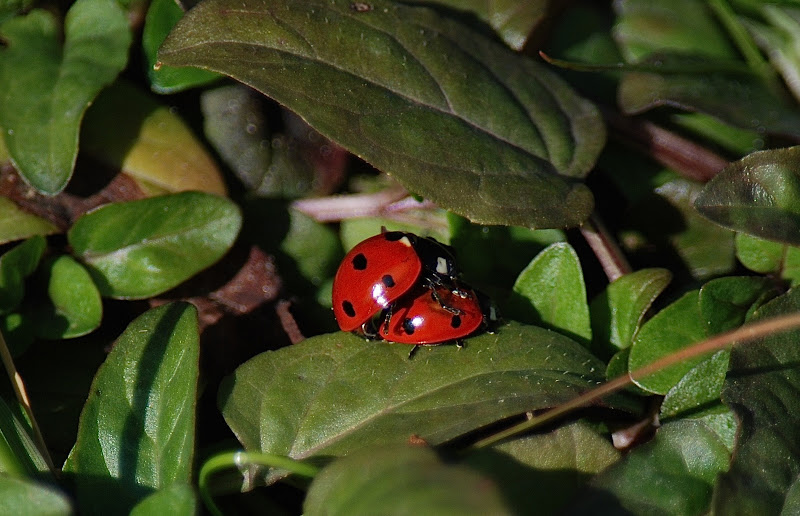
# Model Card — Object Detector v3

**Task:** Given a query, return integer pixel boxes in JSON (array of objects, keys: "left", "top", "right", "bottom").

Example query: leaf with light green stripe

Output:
[
  {"left": 0, "top": 0, "right": 131, "bottom": 194},
  {"left": 159, "top": 0, "right": 604, "bottom": 229},
  {"left": 63, "top": 303, "right": 200, "bottom": 515}
]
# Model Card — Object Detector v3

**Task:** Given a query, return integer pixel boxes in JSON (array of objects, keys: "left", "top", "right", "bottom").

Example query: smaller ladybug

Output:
[
  {"left": 332, "top": 231, "right": 460, "bottom": 332},
  {"left": 376, "top": 283, "right": 492, "bottom": 345}
]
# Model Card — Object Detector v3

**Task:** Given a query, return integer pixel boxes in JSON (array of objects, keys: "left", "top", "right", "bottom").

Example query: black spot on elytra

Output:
[
  {"left": 403, "top": 318, "right": 416, "bottom": 335},
  {"left": 342, "top": 301, "right": 356, "bottom": 318},
  {"left": 352, "top": 253, "right": 367, "bottom": 270},
  {"left": 451, "top": 315, "right": 462, "bottom": 329},
  {"left": 382, "top": 275, "right": 396, "bottom": 288}
]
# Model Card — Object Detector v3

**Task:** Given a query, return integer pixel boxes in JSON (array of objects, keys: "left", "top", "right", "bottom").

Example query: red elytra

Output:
[
  {"left": 332, "top": 232, "right": 424, "bottom": 331},
  {"left": 379, "top": 284, "right": 485, "bottom": 345}
]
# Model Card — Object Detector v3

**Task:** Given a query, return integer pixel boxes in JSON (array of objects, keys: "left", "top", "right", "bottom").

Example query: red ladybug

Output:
[
  {"left": 378, "top": 284, "right": 488, "bottom": 345},
  {"left": 332, "top": 231, "right": 459, "bottom": 332}
]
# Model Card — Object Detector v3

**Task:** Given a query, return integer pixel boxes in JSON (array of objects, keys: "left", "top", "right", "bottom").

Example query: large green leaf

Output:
[
  {"left": 617, "top": 55, "right": 800, "bottom": 138},
  {"left": 735, "top": 232, "right": 800, "bottom": 286},
  {"left": 219, "top": 322, "right": 609, "bottom": 482},
  {"left": 159, "top": 0, "right": 605, "bottom": 229},
  {"left": 0, "top": 198, "right": 57, "bottom": 245},
  {"left": 68, "top": 192, "right": 242, "bottom": 299},
  {"left": 0, "top": 0, "right": 131, "bottom": 194},
  {"left": 466, "top": 421, "right": 619, "bottom": 515},
  {"left": 507, "top": 242, "right": 591, "bottom": 346},
  {"left": 713, "top": 288, "right": 800, "bottom": 514},
  {"left": 0, "top": 475, "right": 72, "bottom": 516},
  {"left": 304, "top": 445, "right": 510, "bottom": 515},
  {"left": 567, "top": 420, "right": 730, "bottom": 515},
  {"left": 695, "top": 147, "right": 800, "bottom": 245},
  {"left": 403, "top": 0, "right": 549, "bottom": 51},
  {"left": 63, "top": 303, "right": 200, "bottom": 515}
]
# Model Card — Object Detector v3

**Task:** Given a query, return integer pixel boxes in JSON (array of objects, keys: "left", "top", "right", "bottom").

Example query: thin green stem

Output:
[
  {"left": 198, "top": 450, "right": 321, "bottom": 516},
  {"left": 471, "top": 311, "right": 800, "bottom": 450}
]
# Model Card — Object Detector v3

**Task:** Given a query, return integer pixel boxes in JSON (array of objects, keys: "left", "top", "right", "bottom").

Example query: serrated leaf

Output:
[
  {"left": 618, "top": 55, "right": 800, "bottom": 138},
  {"left": 713, "top": 288, "right": 800, "bottom": 514},
  {"left": 219, "top": 322, "right": 608, "bottom": 482},
  {"left": 130, "top": 483, "right": 196, "bottom": 516},
  {"left": 0, "top": 475, "right": 72, "bottom": 516},
  {"left": 695, "top": 147, "right": 800, "bottom": 245},
  {"left": 0, "top": 235, "right": 45, "bottom": 314},
  {"left": 466, "top": 420, "right": 619, "bottom": 515},
  {"left": 143, "top": 0, "right": 220, "bottom": 93},
  {"left": 32, "top": 255, "right": 102, "bottom": 339},
  {"left": 305, "top": 445, "right": 510, "bottom": 515},
  {"left": 589, "top": 268, "right": 671, "bottom": 359},
  {"left": 567, "top": 420, "right": 729, "bottom": 515},
  {"left": 68, "top": 192, "right": 242, "bottom": 299},
  {"left": 0, "top": 0, "right": 131, "bottom": 194},
  {"left": 0, "top": 198, "right": 57, "bottom": 245},
  {"left": 159, "top": 0, "right": 605, "bottom": 229},
  {"left": 613, "top": 0, "right": 738, "bottom": 61},
  {"left": 403, "top": 0, "right": 549, "bottom": 51},
  {"left": 735, "top": 232, "right": 800, "bottom": 286},
  {"left": 63, "top": 303, "right": 199, "bottom": 515},
  {"left": 507, "top": 243, "right": 591, "bottom": 346},
  {"left": 81, "top": 81, "right": 227, "bottom": 196}
]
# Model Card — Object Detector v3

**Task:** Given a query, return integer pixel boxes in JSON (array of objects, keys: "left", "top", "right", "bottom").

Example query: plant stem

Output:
[
  {"left": 0, "top": 330, "right": 55, "bottom": 475},
  {"left": 198, "top": 450, "right": 321, "bottom": 516},
  {"left": 580, "top": 213, "right": 632, "bottom": 283},
  {"left": 470, "top": 311, "right": 800, "bottom": 449}
]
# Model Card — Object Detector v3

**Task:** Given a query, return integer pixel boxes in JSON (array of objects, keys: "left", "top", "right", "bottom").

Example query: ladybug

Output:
[
  {"left": 377, "top": 283, "right": 491, "bottom": 345},
  {"left": 332, "top": 231, "right": 460, "bottom": 332}
]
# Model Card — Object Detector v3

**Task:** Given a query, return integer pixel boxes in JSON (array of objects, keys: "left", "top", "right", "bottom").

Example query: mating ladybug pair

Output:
[{"left": 332, "top": 231, "right": 495, "bottom": 345}]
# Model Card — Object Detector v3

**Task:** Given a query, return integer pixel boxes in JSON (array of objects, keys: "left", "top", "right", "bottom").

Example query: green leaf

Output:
[
  {"left": 0, "top": 0, "right": 131, "bottom": 194},
  {"left": 0, "top": 475, "right": 72, "bottom": 516},
  {"left": 695, "top": 147, "right": 800, "bottom": 245},
  {"left": 613, "top": 0, "right": 738, "bottom": 61},
  {"left": 219, "top": 322, "right": 608, "bottom": 482},
  {"left": 159, "top": 0, "right": 605, "bottom": 229},
  {"left": 617, "top": 55, "right": 800, "bottom": 138},
  {"left": 0, "top": 198, "right": 57, "bottom": 245},
  {"left": 304, "top": 445, "right": 510, "bottom": 515},
  {"left": 735, "top": 232, "right": 800, "bottom": 286},
  {"left": 507, "top": 243, "right": 591, "bottom": 346},
  {"left": 744, "top": 5, "right": 800, "bottom": 103},
  {"left": 567, "top": 420, "right": 729, "bottom": 515},
  {"left": 0, "top": 0, "right": 33, "bottom": 25},
  {"left": 63, "top": 302, "right": 200, "bottom": 515},
  {"left": 130, "top": 483, "right": 197, "bottom": 516},
  {"left": 143, "top": 0, "right": 220, "bottom": 93},
  {"left": 660, "top": 350, "right": 729, "bottom": 419},
  {"left": 403, "top": 0, "right": 549, "bottom": 51},
  {"left": 68, "top": 192, "right": 242, "bottom": 299},
  {"left": 0, "top": 235, "right": 45, "bottom": 314},
  {"left": 0, "top": 396, "right": 49, "bottom": 476},
  {"left": 589, "top": 268, "right": 671, "bottom": 359},
  {"left": 713, "top": 288, "right": 800, "bottom": 514},
  {"left": 630, "top": 276, "right": 772, "bottom": 394},
  {"left": 466, "top": 421, "right": 619, "bottom": 515},
  {"left": 81, "top": 81, "right": 228, "bottom": 196},
  {"left": 32, "top": 255, "right": 102, "bottom": 339}
]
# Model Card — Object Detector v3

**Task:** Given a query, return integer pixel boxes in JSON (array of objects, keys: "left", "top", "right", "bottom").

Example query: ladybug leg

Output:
[
  {"left": 407, "top": 345, "right": 420, "bottom": 359},
  {"left": 427, "top": 285, "right": 464, "bottom": 315},
  {"left": 455, "top": 339, "right": 465, "bottom": 349}
]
